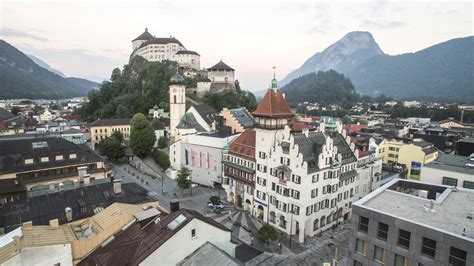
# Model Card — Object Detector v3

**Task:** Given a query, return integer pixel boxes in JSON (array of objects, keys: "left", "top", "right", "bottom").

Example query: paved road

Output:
[{"left": 108, "top": 157, "right": 350, "bottom": 264}]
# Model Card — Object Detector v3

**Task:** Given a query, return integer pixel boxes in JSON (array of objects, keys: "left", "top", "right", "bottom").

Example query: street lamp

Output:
[{"left": 189, "top": 170, "right": 193, "bottom": 196}]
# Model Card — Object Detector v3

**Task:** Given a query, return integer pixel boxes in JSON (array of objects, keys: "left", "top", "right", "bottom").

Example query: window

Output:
[
  {"left": 306, "top": 206, "right": 313, "bottom": 216},
  {"left": 259, "top": 151, "right": 266, "bottom": 159},
  {"left": 421, "top": 237, "right": 436, "bottom": 258},
  {"left": 355, "top": 238, "right": 366, "bottom": 255},
  {"left": 69, "top": 153, "right": 77, "bottom": 159},
  {"left": 292, "top": 190, "right": 300, "bottom": 199},
  {"left": 191, "top": 228, "right": 196, "bottom": 238},
  {"left": 442, "top": 177, "right": 458, "bottom": 187},
  {"left": 377, "top": 222, "right": 388, "bottom": 241},
  {"left": 40, "top": 157, "right": 49, "bottom": 162},
  {"left": 463, "top": 180, "right": 474, "bottom": 189},
  {"left": 449, "top": 247, "right": 467, "bottom": 266},
  {"left": 373, "top": 246, "right": 386, "bottom": 264},
  {"left": 312, "top": 174, "right": 319, "bottom": 183},
  {"left": 353, "top": 260, "right": 363, "bottom": 266},
  {"left": 313, "top": 219, "right": 319, "bottom": 230},
  {"left": 292, "top": 175, "right": 301, "bottom": 184},
  {"left": 55, "top": 155, "right": 64, "bottom": 161},
  {"left": 394, "top": 254, "right": 408, "bottom": 266},
  {"left": 358, "top": 216, "right": 369, "bottom": 233},
  {"left": 311, "top": 188, "right": 318, "bottom": 198},
  {"left": 24, "top": 159, "right": 34, "bottom": 164},
  {"left": 398, "top": 229, "right": 411, "bottom": 249}
]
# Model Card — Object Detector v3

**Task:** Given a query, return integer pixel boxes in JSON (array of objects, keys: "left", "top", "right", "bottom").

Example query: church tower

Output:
[{"left": 169, "top": 73, "right": 186, "bottom": 138}]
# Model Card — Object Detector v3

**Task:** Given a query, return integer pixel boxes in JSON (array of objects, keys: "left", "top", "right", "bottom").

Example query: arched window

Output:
[
  {"left": 269, "top": 211, "right": 276, "bottom": 223},
  {"left": 327, "top": 214, "right": 332, "bottom": 224},
  {"left": 313, "top": 219, "right": 319, "bottom": 231},
  {"left": 174, "top": 95, "right": 177, "bottom": 103},
  {"left": 320, "top": 216, "right": 326, "bottom": 227},
  {"left": 279, "top": 215, "right": 286, "bottom": 228}
]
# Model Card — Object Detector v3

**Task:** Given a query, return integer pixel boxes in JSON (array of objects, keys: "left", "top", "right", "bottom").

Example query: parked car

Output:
[{"left": 208, "top": 202, "right": 224, "bottom": 209}]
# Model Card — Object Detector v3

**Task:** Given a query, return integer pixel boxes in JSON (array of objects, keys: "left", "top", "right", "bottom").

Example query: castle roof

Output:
[
  {"left": 176, "top": 50, "right": 200, "bottom": 56},
  {"left": 252, "top": 89, "right": 293, "bottom": 118},
  {"left": 208, "top": 60, "right": 234, "bottom": 71},
  {"left": 139, "top": 37, "right": 184, "bottom": 49},
  {"left": 132, "top": 28, "right": 154, "bottom": 42}
]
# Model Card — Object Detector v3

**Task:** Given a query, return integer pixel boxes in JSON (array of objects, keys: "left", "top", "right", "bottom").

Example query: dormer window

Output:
[
  {"left": 70, "top": 154, "right": 77, "bottom": 159},
  {"left": 41, "top": 157, "right": 49, "bottom": 162},
  {"left": 24, "top": 159, "right": 34, "bottom": 165},
  {"left": 56, "top": 155, "right": 64, "bottom": 161}
]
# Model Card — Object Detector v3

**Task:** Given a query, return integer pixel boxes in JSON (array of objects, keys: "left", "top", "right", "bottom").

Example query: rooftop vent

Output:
[{"left": 32, "top": 141, "right": 48, "bottom": 149}]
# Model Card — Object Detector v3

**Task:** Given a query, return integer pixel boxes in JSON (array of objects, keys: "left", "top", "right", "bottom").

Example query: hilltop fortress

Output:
[{"left": 130, "top": 28, "right": 236, "bottom": 96}]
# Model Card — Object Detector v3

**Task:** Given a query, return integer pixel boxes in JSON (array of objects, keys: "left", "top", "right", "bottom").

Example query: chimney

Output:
[
  {"left": 83, "top": 174, "right": 90, "bottom": 185},
  {"left": 113, "top": 178, "right": 122, "bottom": 194},
  {"left": 77, "top": 166, "right": 88, "bottom": 181},
  {"left": 65, "top": 207, "right": 73, "bottom": 222},
  {"left": 302, "top": 128, "right": 309, "bottom": 137},
  {"left": 170, "top": 201, "right": 180, "bottom": 212},
  {"left": 49, "top": 219, "right": 59, "bottom": 229},
  {"left": 23, "top": 221, "right": 33, "bottom": 231}
]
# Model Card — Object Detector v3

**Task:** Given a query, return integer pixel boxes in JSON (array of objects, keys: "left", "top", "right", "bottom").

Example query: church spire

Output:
[{"left": 271, "top": 66, "right": 278, "bottom": 92}]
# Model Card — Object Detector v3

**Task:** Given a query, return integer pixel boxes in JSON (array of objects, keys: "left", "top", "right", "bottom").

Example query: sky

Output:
[{"left": 0, "top": 0, "right": 472, "bottom": 91}]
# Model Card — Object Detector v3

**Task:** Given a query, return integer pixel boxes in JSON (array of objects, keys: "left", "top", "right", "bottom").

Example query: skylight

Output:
[{"left": 167, "top": 214, "right": 187, "bottom": 230}]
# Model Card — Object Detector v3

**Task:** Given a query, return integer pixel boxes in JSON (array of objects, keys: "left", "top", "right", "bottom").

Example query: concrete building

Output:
[
  {"left": 0, "top": 137, "right": 110, "bottom": 193},
  {"left": 88, "top": 118, "right": 130, "bottom": 149},
  {"left": 130, "top": 28, "right": 200, "bottom": 70},
  {"left": 222, "top": 129, "right": 256, "bottom": 211},
  {"left": 420, "top": 153, "right": 474, "bottom": 189},
  {"left": 252, "top": 78, "right": 358, "bottom": 243},
  {"left": 219, "top": 107, "right": 254, "bottom": 134},
  {"left": 170, "top": 132, "right": 238, "bottom": 187},
  {"left": 381, "top": 139, "right": 438, "bottom": 179},
  {"left": 349, "top": 179, "right": 473, "bottom": 266}
]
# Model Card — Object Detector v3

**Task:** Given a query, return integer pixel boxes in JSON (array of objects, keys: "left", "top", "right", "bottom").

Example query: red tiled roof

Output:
[
  {"left": 252, "top": 89, "right": 293, "bottom": 118},
  {"left": 289, "top": 121, "right": 316, "bottom": 132},
  {"left": 343, "top": 124, "right": 366, "bottom": 134},
  {"left": 229, "top": 129, "right": 256, "bottom": 159}
]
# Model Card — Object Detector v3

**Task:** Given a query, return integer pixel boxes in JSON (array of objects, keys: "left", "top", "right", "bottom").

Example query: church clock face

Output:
[{"left": 172, "top": 88, "right": 177, "bottom": 93}]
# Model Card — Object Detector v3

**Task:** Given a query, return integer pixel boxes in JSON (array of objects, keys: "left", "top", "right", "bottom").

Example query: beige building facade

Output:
[{"left": 88, "top": 118, "right": 130, "bottom": 148}]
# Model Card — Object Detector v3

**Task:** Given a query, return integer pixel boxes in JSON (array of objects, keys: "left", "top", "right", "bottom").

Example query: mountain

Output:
[
  {"left": 280, "top": 31, "right": 384, "bottom": 86},
  {"left": 347, "top": 36, "right": 474, "bottom": 102},
  {"left": 27, "top": 54, "right": 66, "bottom": 77},
  {"left": 282, "top": 70, "right": 359, "bottom": 108},
  {"left": 0, "top": 39, "right": 99, "bottom": 99},
  {"left": 279, "top": 32, "right": 474, "bottom": 102}
]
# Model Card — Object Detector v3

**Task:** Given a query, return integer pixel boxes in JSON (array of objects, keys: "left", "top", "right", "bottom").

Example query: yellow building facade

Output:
[{"left": 88, "top": 118, "right": 131, "bottom": 148}]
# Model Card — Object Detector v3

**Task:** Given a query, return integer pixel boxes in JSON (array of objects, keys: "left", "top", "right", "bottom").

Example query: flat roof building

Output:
[{"left": 349, "top": 179, "right": 473, "bottom": 266}]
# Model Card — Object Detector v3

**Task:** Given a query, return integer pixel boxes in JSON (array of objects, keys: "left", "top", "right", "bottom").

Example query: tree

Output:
[
  {"left": 153, "top": 149, "right": 170, "bottom": 170},
  {"left": 115, "top": 104, "right": 130, "bottom": 118},
  {"left": 10, "top": 106, "right": 20, "bottom": 115},
  {"left": 257, "top": 225, "right": 278, "bottom": 242},
  {"left": 157, "top": 136, "right": 167, "bottom": 149},
  {"left": 110, "top": 68, "right": 122, "bottom": 82},
  {"left": 98, "top": 137, "right": 124, "bottom": 161},
  {"left": 176, "top": 166, "right": 191, "bottom": 191},
  {"left": 111, "top": 130, "right": 124, "bottom": 143},
  {"left": 341, "top": 116, "right": 352, "bottom": 125},
  {"left": 130, "top": 113, "right": 156, "bottom": 157}
]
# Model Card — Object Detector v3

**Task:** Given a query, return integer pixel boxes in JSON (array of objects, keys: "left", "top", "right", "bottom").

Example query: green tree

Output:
[
  {"left": 98, "top": 137, "right": 124, "bottom": 161},
  {"left": 257, "top": 225, "right": 278, "bottom": 242},
  {"left": 10, "top": 106, "right": 20, "bottom": 115},
  {"left": 153, "top": 149, "right": 170, "bottom": 170},
  {"left": 157, "top": 136, "right": 167, "bottom": 149},
  {"left": 176, "top": 166, "right": 191, "bottom": 191},
  {"left": 110, "top": 68, "right": 122, "bottom": 82},
  {"left": 341, "top": 116, "right": 352, "bottom": 124},
  {"left": 130, "top": 113, "right": 156, "bottom": 157},
  {"left": 115, "top": 104, "right": 130, "bottom": 118},
  {"left": 111, "top": 130, "right": 124, "bottom": 143}
]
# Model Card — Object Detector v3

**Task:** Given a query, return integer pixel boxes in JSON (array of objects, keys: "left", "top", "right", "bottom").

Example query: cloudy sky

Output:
[{"left": 1, "top": 0, "right": 472, "bottom": 91}]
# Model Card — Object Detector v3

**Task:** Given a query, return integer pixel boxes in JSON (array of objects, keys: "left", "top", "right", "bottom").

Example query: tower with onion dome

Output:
[{"left": 169, "top": 73, "right": 186, "bottom": 138}]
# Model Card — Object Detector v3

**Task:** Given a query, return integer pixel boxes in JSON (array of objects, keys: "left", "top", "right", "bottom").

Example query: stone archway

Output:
[
  {"left": 245, "top": 199, "right": 251, "bottom": 212},
  {"left": 236, "top": 194, "right": 243, "bottom": 208}
]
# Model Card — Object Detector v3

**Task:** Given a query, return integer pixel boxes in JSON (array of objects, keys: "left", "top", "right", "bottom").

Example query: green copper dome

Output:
[{"left": 170, "top": 72, "right": 185, "bottom": 84}]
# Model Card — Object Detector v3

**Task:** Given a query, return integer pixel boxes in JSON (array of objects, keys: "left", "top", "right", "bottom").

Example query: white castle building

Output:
[{"left": 131, "top": 28, "right": 200, "bottom": 70}]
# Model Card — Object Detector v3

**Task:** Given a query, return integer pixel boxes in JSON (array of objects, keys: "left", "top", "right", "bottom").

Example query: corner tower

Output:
[
  {"left": 169, "top": 73, "right": 186, "bottom": 139},
  {"left": 252, "top": 72, "right": 293, "bottom": 221}
]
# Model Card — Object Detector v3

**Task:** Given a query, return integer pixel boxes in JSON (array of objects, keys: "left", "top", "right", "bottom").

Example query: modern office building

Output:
[{"left": 349, "top": 179, "right": 473, "bottom": 266}]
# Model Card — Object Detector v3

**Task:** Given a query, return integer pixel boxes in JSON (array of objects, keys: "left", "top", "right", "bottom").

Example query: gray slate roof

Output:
[
  {"left": 176, "top": 113, "right": 207, "bottom": 132},
  {"left": 176, "top": 50, "right": 199, "bottom": 56},
  {"left": 0, "top": 137, "right": 103, "bottom": 176},
  {"left": 139, "top": 37, "right": 184, "bottom": 49},
  {"left": 88, "top": 118, "right": 130, "bottom": 127},
  {"left": 229, "top": 107, "right": 254, "bottom": 128},
  {"left": 208, "top": 60, "right": 234, "bottom": 71},
  {"left": 425, "top": 153, "right": 474, "bottom": 175},
  {"left": 193, "top": 104, "right": 217, "bottom": 125}
]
